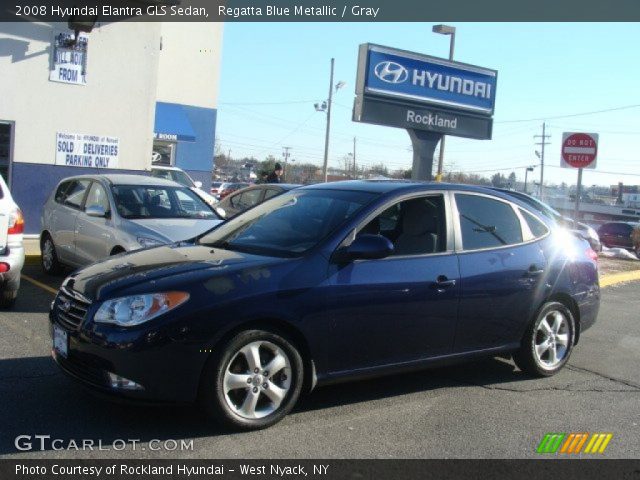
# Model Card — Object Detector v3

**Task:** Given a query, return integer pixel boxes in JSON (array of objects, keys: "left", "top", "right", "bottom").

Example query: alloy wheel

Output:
[
  {"left": 222, "top": 340, "right": 292, "bottom": 419},
  {"left": 533, "top": 310, "right": 570, "bottom": 369},
  {"left": 42, "top": 239, "right": 54, "bottom": 271}
]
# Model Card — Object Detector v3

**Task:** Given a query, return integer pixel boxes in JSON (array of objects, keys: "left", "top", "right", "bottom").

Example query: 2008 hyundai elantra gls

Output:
[{"left": 50, "top": 181, "right": 600, "bottom": 430}]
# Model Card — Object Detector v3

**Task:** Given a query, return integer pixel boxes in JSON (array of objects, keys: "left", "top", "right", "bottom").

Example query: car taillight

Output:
[
  {"left": 0, "top": 263, "right": 9, "bottom": 273},
  {"left": 7, "top": 208, "right": 24, "bottom": 235},
  {"left": 586, "top": 247, "right": 598, "bottom": 262}
]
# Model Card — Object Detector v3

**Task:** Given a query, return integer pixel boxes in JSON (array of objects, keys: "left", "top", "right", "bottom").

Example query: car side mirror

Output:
[
  {"left": 344, "top": 234, "right": 394, "bottom": 261},
  {"left": 85, "top": 205, "right": 108, "bottom": 218},
  {"left": 194, "top": 181, "right": 203, "bottom": 189}
]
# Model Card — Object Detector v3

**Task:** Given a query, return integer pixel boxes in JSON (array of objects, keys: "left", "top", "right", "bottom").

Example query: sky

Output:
[{"left": 216, "top": 22, "right": 640, "bottom": 187}]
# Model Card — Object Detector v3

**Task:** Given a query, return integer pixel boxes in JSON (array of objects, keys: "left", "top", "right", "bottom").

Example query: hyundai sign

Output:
[
  {"left": 354, "top": 44, "right": 497, "bottom": 139},
  {"left": 362, "top": 44, "right": 497, "bottom": 115}
]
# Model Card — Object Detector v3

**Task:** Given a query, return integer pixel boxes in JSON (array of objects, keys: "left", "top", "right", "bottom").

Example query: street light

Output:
[
  {"left": 432, "top": 24, "right": 456, "bottom": 182},
  {"left": 524, "top": 165, "right": 536, "bottom": 194},
  {"left": 316, "top": 58, "right": 346, "bottom": 183}
]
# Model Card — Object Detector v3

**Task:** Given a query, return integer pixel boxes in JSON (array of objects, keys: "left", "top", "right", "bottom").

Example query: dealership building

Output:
[{"left": 0, "top": 21, "right": 223, "bottom": 234}]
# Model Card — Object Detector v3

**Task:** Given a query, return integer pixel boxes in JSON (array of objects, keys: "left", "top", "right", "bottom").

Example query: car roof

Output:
[
  {"left": 59, "top": 174, "right": 181, "bottom": 187},
  {"left": 600, "top": 221, "right": 640, "bottom": 226},
  {"left": 301, "top": 179, "right": 518, "bottom": 197},
  {"left": 150, "top": 166, "right": 181, "bottom": 171}
]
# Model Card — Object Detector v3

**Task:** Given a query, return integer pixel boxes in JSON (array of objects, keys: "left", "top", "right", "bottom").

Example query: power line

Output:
[
  {"left": 219, "top": 99, "right": 317, "bottom": 106},
  {"left": 497, "top": 103, "right": 640, "bottom": 124}
]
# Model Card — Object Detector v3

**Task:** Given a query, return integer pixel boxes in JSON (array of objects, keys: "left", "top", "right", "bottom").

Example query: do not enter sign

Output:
[{"left": 561, "top": 132, "right": 598, "bottom": 169}]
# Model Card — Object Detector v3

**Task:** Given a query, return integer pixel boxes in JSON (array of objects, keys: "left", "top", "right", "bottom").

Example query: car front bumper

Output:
[{"left": 48, "top": 292, "right": 208, "bottom": 404}]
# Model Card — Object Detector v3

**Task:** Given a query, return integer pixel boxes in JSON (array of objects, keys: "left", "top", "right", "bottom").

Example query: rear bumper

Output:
[{"left": 0, "top": 244, "right": 24, "bottom": 288}]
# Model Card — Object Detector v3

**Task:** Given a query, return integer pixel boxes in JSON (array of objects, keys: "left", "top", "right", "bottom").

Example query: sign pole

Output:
[
  {"left": 408, "top": 129, "right": 442, "bottom": 181},
  {"left": 574, "top": 167, "right": 583, "bottom": 226}
]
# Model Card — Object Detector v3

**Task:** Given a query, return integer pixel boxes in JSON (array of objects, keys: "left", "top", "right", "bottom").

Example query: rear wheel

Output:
[
  {"left": 200, "top": 329, "right": 304, "bottom": 430},
  {"left": 0, "top": 289, "right": 17, "bottom": 309},
  {"left": 514, "top": 302, "right": 575, "bottom": 377},
  {"left": 41, "top": 235, "right": 62, "bottom": 275}
]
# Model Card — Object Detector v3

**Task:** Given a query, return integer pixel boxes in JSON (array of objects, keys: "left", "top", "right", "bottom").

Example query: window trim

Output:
[
  {"left": 61, "top": 178, "right": 92, "bottom": 211},
  {"left": 335, "top": 191, "right": 455, "bottom": 261},
  {"left": 451, "top": 191, "right": 549, "bottom": 254}
]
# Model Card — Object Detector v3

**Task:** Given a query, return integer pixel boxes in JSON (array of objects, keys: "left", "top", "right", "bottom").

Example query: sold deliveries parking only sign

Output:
[
  {"left": 55, "top": 132, "right": 119, "bottom": 169},
  {"left": 561, "top": 132, "right": 598, "bottom": 169}
]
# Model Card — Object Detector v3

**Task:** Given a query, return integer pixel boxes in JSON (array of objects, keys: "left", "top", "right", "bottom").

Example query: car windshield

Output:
[
  {"left": 112, "top": 184, "right": 216, "bottom": 220},
  {"left": 199, "top": 189, "right": 377, "bottom": 257}
]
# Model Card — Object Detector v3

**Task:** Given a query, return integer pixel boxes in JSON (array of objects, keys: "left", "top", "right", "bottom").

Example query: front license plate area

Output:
[{"left": 53, "top": 325, "right": 68, "bottom": 358}]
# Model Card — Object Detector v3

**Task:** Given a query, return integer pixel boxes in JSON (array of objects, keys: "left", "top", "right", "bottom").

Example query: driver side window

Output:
[{"left": 358, "top": 195, "right": 447, "bottom": 256}]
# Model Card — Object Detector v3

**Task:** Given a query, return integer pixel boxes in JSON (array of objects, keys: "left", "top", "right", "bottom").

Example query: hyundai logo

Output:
[
  {"left": 373, "top": 61, "right": 409, "bottom": 84},
  {"left": 60, "top": 299, "right": 72, "bottom": 313}
]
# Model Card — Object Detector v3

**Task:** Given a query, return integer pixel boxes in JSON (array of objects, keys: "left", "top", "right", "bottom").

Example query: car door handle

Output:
[
  {"left": 433, "top": 275, "right": 456, "bottom": 288},
  {"left": 525, "top": 265, "right": 544, "bottom": 277}
]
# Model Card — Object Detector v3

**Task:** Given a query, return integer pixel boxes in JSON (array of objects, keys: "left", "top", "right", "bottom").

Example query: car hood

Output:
[
  {"left": 66, "top": 244, "right": 278, "bottom": 301},
  {"left": 126, "top": 218, "right": 222, "bottom": 243}
]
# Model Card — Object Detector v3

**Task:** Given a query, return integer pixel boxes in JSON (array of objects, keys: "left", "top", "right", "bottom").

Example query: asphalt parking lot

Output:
[{"left": 1, "top": 264, "right": 639, "bottom": 459}]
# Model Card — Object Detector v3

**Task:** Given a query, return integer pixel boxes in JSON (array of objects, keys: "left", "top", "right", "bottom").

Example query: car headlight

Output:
[
  {"left": 137, "top": 236, "right": 164, "bottom": 248},
  {"left": 94, "top": 292, "right": 190, "bottom": 327}
]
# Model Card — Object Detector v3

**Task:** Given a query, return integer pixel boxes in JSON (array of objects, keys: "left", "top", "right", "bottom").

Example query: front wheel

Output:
[
  {"left": 200, "top": 330, "right": 304, "bottom": 430},
  {"left": 41, "top": 235, "right": 62, "bottom": 275},
  {"left": 514, "top": 302, "right": 575, "bottom": 377}
]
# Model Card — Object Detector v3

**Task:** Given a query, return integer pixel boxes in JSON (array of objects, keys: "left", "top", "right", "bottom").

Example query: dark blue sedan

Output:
[{"left": 50, "top": 181, "right": 600, "bottom": 430}]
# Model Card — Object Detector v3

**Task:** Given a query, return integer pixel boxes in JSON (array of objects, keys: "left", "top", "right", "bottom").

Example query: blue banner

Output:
[{"left": 363, "top": 45, "right": 497, "bottom": 115}]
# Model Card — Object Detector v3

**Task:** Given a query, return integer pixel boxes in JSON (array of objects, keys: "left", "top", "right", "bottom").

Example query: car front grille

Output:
[
  {"left": 54, "top": 351, "right": 108, "bottom": 387},
  {"left": 55, "top": 288, "right": 91, "bottom": 331}
]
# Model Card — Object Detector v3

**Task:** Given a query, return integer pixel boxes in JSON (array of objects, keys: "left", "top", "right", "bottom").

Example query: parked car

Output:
[
  {"left": 0, "top": 175, "right": 24, "bottom": 308},
  {"left": 217, "top": 182, "right": 250, "bottom": 200},
  {"left": 490, "top": 188, "right": 602, "bottom": 251},
  {"left": 215, "top": 184, "right": 300, "bottom": 219},
  {"left": 41, "top": 174, "right": 222, "bottom": 274},
  {"left": 50, "top": 181, "right": 599, "bottom": 430},
  {"left": 150, "top": 166, "right": 218, "bottom": 206},
  {"left": 597, "top": 221, "right": 640, "bottom": 255},
  {"left": 210, "top": 182, "right": 223, "bottom": 196}
]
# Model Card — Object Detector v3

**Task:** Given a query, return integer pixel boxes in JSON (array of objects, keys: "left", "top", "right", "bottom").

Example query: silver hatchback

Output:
[{"left": 40, "top": 174, "right": 222, "bottom": 274}]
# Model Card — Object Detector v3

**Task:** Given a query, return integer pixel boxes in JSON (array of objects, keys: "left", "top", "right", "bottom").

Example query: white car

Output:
[
  {"left": 0, "top": 175, "right": 25, "bottom": 308},
  {"left": 149, "top": 166, "right": 218, "bottom": 206}
]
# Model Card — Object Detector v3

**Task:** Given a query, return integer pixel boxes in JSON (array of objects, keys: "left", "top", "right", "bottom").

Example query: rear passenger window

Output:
[
  {"left": 520, "top": 209, "right": 549, "bottom": 238},
  {"left": 456, "top": 194, "right": 523, "bottom": 250},
  {"left": 63, "top": 180, "right": 91, "bottom": 210},
  {"left": 263, "top": 189, "right": 280, "bottom": 200},
  {"left": 54, "top": 181, "right": 71, "bottom": 203}
]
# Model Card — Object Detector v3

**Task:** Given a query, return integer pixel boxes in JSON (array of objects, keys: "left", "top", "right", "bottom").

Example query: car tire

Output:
[
  {"left": 41, "top": 235, "right": 62, "bottom": 275},
  {"left": 514, "top": 301, "right": 575, "bottom": 377},
  {"left": 0, "top": 289, "right": 17, "bottom": 309},
  {"left": 200, "top": 329, "right": 304, "bottom": 431}
]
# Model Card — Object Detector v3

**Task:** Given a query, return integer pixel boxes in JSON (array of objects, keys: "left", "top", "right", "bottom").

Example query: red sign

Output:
[{"left": 561, "top": 132, "right": 598, "bottom": 169}]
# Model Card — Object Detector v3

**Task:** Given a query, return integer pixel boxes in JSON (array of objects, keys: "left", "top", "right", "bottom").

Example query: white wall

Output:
[
  {"left": 0, "top": 22, "right": 161, "bottom": 170},
  {"left": 156, "top": 22, "right": 223, "bottom": 109}
]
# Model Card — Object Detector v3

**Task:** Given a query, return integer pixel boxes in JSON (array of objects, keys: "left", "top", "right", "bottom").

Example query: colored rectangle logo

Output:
[{"left": 537, "top": 433, "right": 613, "bottom": 454}]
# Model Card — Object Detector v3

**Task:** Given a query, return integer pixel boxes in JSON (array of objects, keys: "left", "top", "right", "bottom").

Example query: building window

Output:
[
  {"left": 152, "top": 141, "right": 175, "bottom": 166},
  {"left": 0, "top": 123, "right": 11, "bottom": 185}
]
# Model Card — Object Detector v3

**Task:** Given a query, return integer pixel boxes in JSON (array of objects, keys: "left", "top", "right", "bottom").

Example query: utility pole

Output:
[
  {"left": 352, "top": 137, "right": 357, "bottom": 179},
  {"left": 282, "top": 146, "right": 291, "bottom": 182},
  {"left": 534, "top": 122, "right": 551, "bottom": 199},
  {"left": 322, "top": 58, "right": 335, "bottom": 183}
]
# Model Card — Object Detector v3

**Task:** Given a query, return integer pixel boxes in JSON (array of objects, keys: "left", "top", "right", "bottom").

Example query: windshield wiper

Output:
[{"left": 461, "top": 214, "right": 507, "bottom": 245}]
